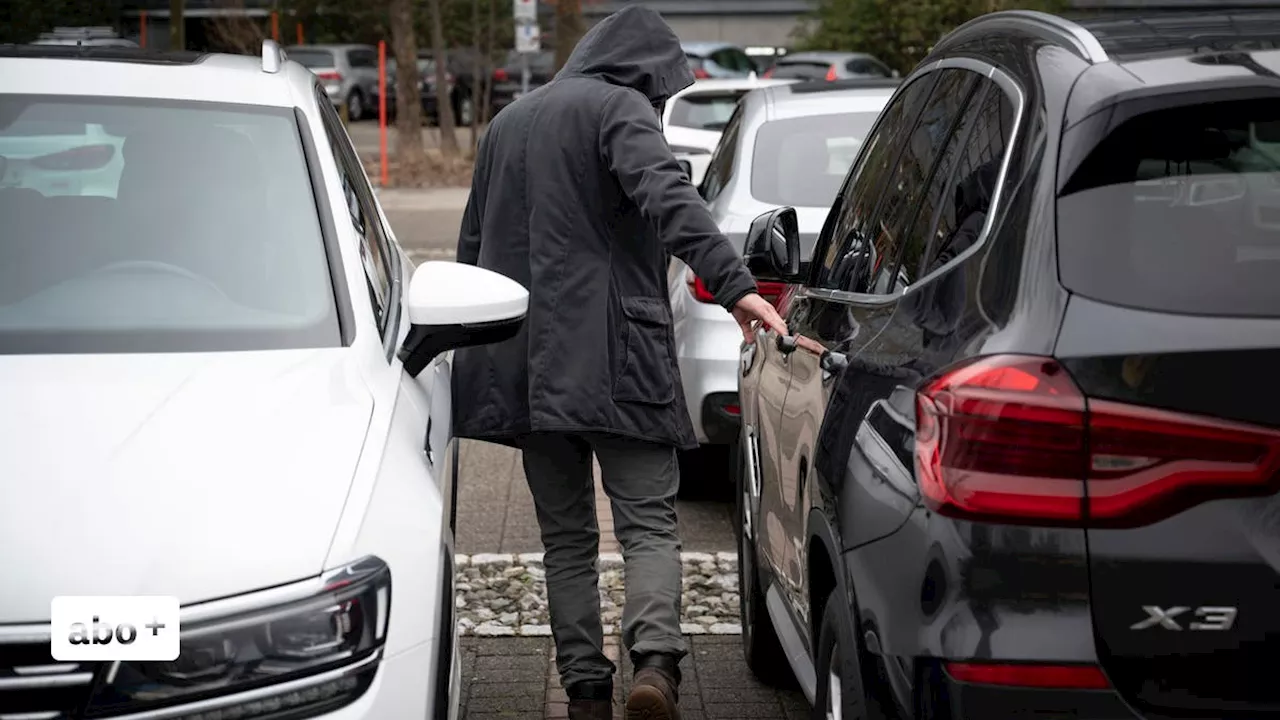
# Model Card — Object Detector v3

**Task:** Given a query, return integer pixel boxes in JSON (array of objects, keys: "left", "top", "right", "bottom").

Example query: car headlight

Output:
[{"left": 85, "top": 556, "right": 391, "bottom": 719}]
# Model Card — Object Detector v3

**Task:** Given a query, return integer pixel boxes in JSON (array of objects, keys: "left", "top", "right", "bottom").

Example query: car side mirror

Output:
[
  {"left": 398, "top": 261, "right": 529, "bottom": 378},
  {"left": 744, "top": 207, "right": 802, "bottom": 282}
]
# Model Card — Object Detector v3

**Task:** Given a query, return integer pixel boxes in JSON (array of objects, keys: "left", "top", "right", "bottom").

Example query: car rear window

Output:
[
  {"left": 0, "top": 95, "right": 340, "bottom": 354},
  {"left": 770, "top": 61, "right": 830, "bottom": 81},
  {"left": 290, "top": 49, "right": 335, "bottom": 68},
  {"left": 751, "top": 111, "right": 878, "bottom": 207},
  {"left": 668, "top": 91, "right": 745, "bottom": 131},
  {"left": 1058, "top": 97, "right": 1280, "bottom": 317}
]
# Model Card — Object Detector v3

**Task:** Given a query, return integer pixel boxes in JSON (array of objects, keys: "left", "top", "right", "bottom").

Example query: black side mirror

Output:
[{"left": 744, "top": 207, "right": 802, "bottom": 282}]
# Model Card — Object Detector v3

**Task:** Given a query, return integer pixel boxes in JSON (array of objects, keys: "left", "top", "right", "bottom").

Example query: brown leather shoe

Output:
[
  {"left": 625, "top": 666, "right": 681, "bottom": 720},
  {"left": 568, "top": 699, "right": 614, "bottom": 720}
]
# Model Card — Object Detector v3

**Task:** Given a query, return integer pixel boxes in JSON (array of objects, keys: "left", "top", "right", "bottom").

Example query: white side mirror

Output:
[
  {"left": 407, "top": 261, "right": 528, "bottom": 326},
  {"left": 399, "top": 261, "right": 529, "bottom": 377}
]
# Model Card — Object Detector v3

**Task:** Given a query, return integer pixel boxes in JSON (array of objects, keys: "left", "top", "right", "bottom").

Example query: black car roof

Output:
[{"left": 1076, "top": 8, "right": 1280, "bottom": 62}]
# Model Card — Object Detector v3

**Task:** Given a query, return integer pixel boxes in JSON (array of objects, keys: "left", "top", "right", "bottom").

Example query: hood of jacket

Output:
[{"left": 556, "top": 5, "right": 695, "bottom": 104}]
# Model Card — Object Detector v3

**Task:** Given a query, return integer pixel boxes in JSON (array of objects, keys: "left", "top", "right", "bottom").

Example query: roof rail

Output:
[
  {"left": 261, "top": 38, "right": 285, "bottom": 73},
  {"left": 949, "top": 10, "right": 1109, "bottom": 64}
]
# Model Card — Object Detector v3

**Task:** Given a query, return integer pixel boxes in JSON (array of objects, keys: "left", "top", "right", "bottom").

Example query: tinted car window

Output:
[
  {"left": 866, "top": 68, "right": 977, "bottom": 293},
  {"left": 817, "top": 73, "right": 939, "bottom": 290},
  {"left": 751, "top": 111, "right": 878, "bottom": 207},
  {"left": 347, "top": 49, "right": 373, "bottom": 68},
  {"left": 668, "top": 91, "right": 745, "bottom": 131},
  {"left": 771, "top": 61, "right": 829, "bottom": 81},
  {"left": 1059, "top": 97, "right": 1280, "bottom": 317},
  {"left": 0, "top": 95, "right": 339, "bottom": 354},
  {"left": 847, "top": 59, "right": 892, "bottom": 77},
  {"left": 291, "top": 49, "right": 336, "bottom": 68},
  {"left": 700, "top": 106, "right": 742, "bottom": 203}
]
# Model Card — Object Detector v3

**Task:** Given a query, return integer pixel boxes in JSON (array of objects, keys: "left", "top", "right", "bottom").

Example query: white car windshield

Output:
[{"left": 0, "top": 95, "right": 341, "bottom": 354}]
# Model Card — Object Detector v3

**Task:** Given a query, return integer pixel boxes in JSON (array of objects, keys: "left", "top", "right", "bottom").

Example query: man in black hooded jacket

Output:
[{"left": 452, "top": 6, "right": 786, "bottom": 720}]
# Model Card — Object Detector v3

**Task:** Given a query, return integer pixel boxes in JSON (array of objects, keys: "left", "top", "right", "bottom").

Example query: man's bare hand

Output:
[{"left": 732, "top": 292, "right": 788, "bottom": 344}]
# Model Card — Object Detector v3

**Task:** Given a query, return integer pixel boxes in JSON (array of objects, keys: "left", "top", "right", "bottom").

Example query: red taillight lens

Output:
[
  {"left": 30, "top": 144, "right": 115, "bottom": 171},
  {"left": 693, "top": 68, "right": 711, "bottom": 79},
  {"left": 317, "top": 71, "right": 342, "bottom": 82},
  {"left": 825, "top": 64, "right": 838, "bottom": 81},
  {"left": 688, "top": 273, "right": 717, "bottom": 303},
  {"left": 493, "top": 68, "right": 509, "bottom": 82},
  {"left": 916, "top": 354, "right": 1280, "bottom": 528},
  {"left": 723, "top": 404, "right": 741, "bottom": 416},
  {"left": 762, "top": 67, "right": 774, "bottom": 78},
  {"left": 945, "top": 662, "right": 1110, "bottom": 690}
]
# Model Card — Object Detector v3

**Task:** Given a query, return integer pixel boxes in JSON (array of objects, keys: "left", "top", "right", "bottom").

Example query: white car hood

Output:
[{"left": 0, "top": 349, "right": 374, "bottom": 622}]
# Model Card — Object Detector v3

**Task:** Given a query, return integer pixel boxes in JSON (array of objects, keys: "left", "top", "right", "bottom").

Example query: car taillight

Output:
[
  {"left": 945, "top": 662, "right": 1110, "bottom": 690},
  {"left": 693, "top": 67, "right": 711, "bottom": 79},
  {"left": 825, "top": 64, "right": 838, "bottom": 81},
  {"left": 916, "top": 354, "right": 1280, "bottom": 528},
  {"left": 762, "top": 67, "right": 774, "bottom": 78},
  {"left": 493, "top": 68, "right": 509, "bottom": 82},
  {"left": 687, "top": 272, "right": 717, "bottom": 303},
  {"left": 30, "top": 144, "right": 115, "bottom": 171},
  {"left": 317, "top": 71, "right": 342, "bottom": 82}
]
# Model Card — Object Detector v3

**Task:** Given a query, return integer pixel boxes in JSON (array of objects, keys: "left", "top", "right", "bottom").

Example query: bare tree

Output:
[
  {"left": 481, "top": 0, "right": 496, "bottom": 127},
  {"left": 470, "top": 0, "right": 481, "bottom": 152},
  {"left": 207, "top": 0, "right": 265, "bottom": 54},
  {"left": 427, "top": 0, "right": 460, "bottom": 156},
  {"left": 388, "top": 0, "right": 427, "bottom": 184}
]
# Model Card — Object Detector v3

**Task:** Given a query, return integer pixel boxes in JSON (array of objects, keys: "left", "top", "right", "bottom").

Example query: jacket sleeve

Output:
[
  {"left": 456, "top": 132, "right": 489, "bottom": 266},
  {"left": 599, "top": 88, "right": 757, "bottom": 309}
]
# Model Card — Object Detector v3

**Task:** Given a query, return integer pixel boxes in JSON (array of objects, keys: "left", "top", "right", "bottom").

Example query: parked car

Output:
[
  {"left": 0, "top": 39, "right": 529, "bottom": 720},
  {"left": 0, "top": 120, "right": 125, "bottom": 197},
  {"left": 683, "top": 42, "right": 758, "bottom": 79},
  {"left": 737, "top": 7, "right": 1280, "bottom": 719},
  {"left": 289, "top": 43, "right": 385, "bottom": 121},
  {"left": 30, "top": 26, "right": 137, "bottom": 48},
  {"left": 764, "top": 51, "right": 897, "bottom": 81},
  {"left": 490, "top": 49, "right": 555, "bottom": 117},
  {"left": 663, "top": 76, "right": 797, "bottom": 187},
  {"left": 668, "top": 78, "right": 897, "bottom": 465}
]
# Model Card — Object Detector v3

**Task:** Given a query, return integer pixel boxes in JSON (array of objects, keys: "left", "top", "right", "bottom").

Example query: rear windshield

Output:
[
  {"left": 290, "top": 49, "right": 335, "bottom": 68},
  {"left": 751, "top": 111, "right": 878, "bottom": 207},
  {"left": 1059, "top": 98, "right": 1280, "bottom": 317},
  {"left": 770, "top": 61, "right": 830, "bottom": 80},
  {"left": 0, "top": 95, "right": 339, "bottom": 354},
  {"left": 668, "top": 91, "right": 745, "bottom": 131}
]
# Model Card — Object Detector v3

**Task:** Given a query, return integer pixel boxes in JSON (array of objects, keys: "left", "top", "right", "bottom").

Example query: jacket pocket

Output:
[{"left": 612, "top": 296, "right": 676, "bottom": 405}]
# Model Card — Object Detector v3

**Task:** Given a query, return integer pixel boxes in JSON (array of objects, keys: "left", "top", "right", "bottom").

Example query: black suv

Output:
[{"left": 736, "top": 8, "right": 1280, "bottom": 719}]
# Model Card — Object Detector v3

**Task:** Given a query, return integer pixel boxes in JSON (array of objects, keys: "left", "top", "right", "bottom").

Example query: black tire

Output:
[
  {"left": 346, "top": 89, "right": 365, "bottom": 122},
  {"left": 736, "top": 440, "right": 793, "bottom": 684},
  {"left": 812, "top": 593, "right": 887, "bottom": 720}
]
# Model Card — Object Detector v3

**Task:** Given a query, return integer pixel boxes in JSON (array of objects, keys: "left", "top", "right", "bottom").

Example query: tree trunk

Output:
[
  {"left": 428, "top": 0, "right": 460, "bottom": 157},
  {"left": 481, "top": 0, "right": 495, "bottom": 125},
  {"left": 470, "top": 0, "right": 481, "bottom": 152},
  {"left": 388, "top": 0, "right": 427, "bottom": 185},
  {"left": 169, "top": 0, "right": 185, "bottom": 50},
  {"left": 553, "top": 0, "right": 584, "bottom": 73}
]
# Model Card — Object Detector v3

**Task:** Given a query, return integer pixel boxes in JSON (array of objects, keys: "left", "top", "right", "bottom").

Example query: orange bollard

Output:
[
  {"left": 296, "top": 22, "right": 304, "bottom": 45},
  {"left": 379, "top": 40, "right": 389, "bottom": 187},
  {"left": 271, "top": 11, "right": 279, "bottom": 42},
  {"left": 139, "top": 11, "right": 147, "bottom": 48}
]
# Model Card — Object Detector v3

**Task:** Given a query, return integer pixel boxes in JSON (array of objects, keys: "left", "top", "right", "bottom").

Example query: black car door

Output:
[{"left": 777, "top": 64, "right": 1012, "bottom": 638}]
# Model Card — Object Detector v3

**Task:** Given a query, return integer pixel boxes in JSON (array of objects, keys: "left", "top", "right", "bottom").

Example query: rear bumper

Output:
[{"left": 675, "top": 310, "right": 740, "bottom": 445}]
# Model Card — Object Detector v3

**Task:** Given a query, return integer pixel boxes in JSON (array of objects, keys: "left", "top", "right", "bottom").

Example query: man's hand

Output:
[{"left": 732, "top": 293, "right": 788, "bottom": 344}]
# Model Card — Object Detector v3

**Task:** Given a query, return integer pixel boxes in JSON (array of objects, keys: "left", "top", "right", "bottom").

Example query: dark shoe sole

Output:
[{"left": 625, "top": 685, "right": 681, "bottom": 720}]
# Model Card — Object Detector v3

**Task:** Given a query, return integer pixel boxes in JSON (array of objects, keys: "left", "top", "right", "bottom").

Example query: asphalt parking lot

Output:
[{"left": 380, "top": 188, "right": 806, "bottom": 718}]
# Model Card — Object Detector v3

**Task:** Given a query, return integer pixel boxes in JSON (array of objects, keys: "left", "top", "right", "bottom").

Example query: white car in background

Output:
[
  {"left": 0, "top": 121, "right": 125, "bottom": 197},
  {"left": 664, "top": 77, "right": 796, "bottom": 187},
  {"left": 670, "top": 79, "right": 897, "bottom": 469},
  {"left": 0, "top": 40, "right": 527, "bottom": 720}
]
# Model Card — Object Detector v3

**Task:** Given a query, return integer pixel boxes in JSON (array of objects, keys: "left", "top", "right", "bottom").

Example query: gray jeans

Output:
[{"left": 518, "top": 432, "right": 687, "bottom": 693}]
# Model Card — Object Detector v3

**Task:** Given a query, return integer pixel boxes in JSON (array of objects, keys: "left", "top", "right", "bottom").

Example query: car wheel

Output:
[
  {"left": 736, "top": 439, "right": 793, "bottom": 684},
  {"left": 347, "top": 90, "right": 365, "bottom": 122},
  {"left": 812, "top": 594, "right": 886, "bottom": 720}
]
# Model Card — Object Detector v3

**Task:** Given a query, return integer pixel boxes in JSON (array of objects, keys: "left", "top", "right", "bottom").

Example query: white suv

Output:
[{"left": 0, "top": 41, "right": 526, "bottom": 720}]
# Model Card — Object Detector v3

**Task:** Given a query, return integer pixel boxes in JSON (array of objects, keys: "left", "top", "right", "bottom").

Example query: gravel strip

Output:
[{"left": 455, "top": 552, "right": 742, "bottom": 637}]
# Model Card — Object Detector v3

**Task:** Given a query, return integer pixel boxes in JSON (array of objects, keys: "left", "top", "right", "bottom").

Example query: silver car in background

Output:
[
  {"left": 289, "top": 44, "right": 385, "bottom": 121},
  {"left": 669, "top": 79, "right": 898, "bottom": 469}
]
